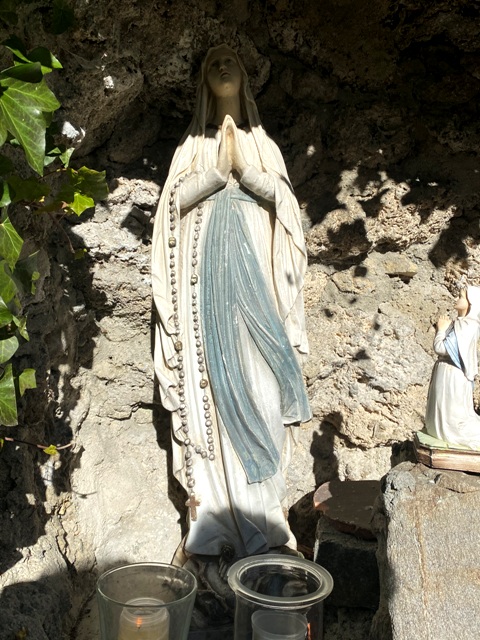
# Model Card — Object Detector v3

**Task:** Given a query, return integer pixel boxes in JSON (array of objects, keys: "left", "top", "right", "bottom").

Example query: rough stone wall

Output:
[{"left": 0, "top": 1, "right": 479, "bottom": 637}]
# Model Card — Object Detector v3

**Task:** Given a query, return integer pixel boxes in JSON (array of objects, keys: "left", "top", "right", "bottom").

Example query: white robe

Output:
[
  {"left": 425, "top": 324, "right": 480, "bottom": 450},
  {"left": 152, "top": 126, "right": 310, "bottom": 556}
]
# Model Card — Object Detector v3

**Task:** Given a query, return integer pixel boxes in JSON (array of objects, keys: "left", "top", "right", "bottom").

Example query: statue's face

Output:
[
  {"left": 455, "top": 289, "right": 469, "bottom": 317},
  {"left": 206, "top": 48, "right": 242, "bottom": 99}
]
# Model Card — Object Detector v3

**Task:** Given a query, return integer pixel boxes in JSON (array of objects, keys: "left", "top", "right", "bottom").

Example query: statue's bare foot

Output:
[
  {"left": 270, "top": 544, "right": 305, "bottom": 558},
  {"left": 182, "top": 550, "right": 236, "bottom": 628},
  {"left": 219, "top": 543, "right": 236, "bottom": 581}
]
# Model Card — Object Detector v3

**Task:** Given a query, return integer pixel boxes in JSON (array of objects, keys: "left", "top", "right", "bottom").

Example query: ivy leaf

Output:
[
  {"left": 27, "top": 47, "right": 62, "bottom": 74},
  {"left": 0, "top": 260, "right": 16, "bottom": 304},
  {"left": 0, "top": 178, "right": 10, "bottom": 207},
  {"left": 34, "top": 200, "right": 63, "bottom": 214},
  {"left": 0, "top": 118, "right": 7, "bottom": 145},
  {"left": 12, "top": 314, "right": 28, "bottom": 340},
  {"left": 8, "top": 175, "right": 50, "bottom": 203},
  {"left": 2, "top": 36, "right": 29, "bottom": 63},
  {"left": 75, "top": 167, "right": 109, "bottom": 201},
  {"left": 56, "top": 166, "right": 108, "bottom": 215},
  {"left": 0, "top": 216, "right": 22, "bottom": 269},
  {"left": 0, "top": 334, "right": 18, "bottom": 363},
  {"left": 13, "top": 252, "right": 39, "bottom": 296},
  {"left": 0, "top": 437, "right": 3, "bottom": 450},
  {"left": 51, "top": 0, "right": 75, "bottom": 35},
  {"left": 74, "top": 247, "right": 87, "bottom": 260},
  {"left": 43, "top": 444, "right": 57, "bottom": 456},
  {"left": 65, "top": 192, "right": 94, "bottom": 215},
  {"left": 44, "top": 145, "right": 73, "bottom": 168},
  {"left": 0, "top": 363, "right": 17, "bottom": 425},
  {"left": 59, "top": 146, "right": 74, "bottom": 167},
  {"left": 0, "top": 62, "right": 43, "bottom": 83},
  {"left": 0, "top": 296, "right": 13, "bottom": 326},
  {"left": 18, "top": 367, "right": 35, "bottom": 396},
  {"left": 0, "top": 77, "right": 61, "bottom": 174}
]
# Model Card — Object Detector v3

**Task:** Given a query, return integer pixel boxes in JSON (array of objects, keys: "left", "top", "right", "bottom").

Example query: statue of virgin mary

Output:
[
  {"left": 152, "top": 45, "right": 311, "bottom": 560},
  {"left": 425, "top": 285, "right": 480, "bottom": 449}
]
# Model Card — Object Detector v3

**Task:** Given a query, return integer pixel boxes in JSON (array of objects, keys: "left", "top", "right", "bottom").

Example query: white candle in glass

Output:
[
  {"left": 251, "top": 610, "right": 307, "bottom": 640},
  {"left": 118, "top": 597, "right": 169, "bottom": 640}
]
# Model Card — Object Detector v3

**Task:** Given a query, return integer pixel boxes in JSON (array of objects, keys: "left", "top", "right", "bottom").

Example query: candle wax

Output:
[{"left": 118, "top": 597, "right": 169, "bottom": 640}]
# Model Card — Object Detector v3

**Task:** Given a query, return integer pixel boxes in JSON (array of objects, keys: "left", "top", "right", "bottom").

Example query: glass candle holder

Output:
[
  {"left": 97, "top": 562, "right": 197, "bottom": 640},
  {"left": 228, "top": 554, "right": 333, "bottom": 640},
  {"left": 251, "top": 610, "right": 307, "bottom": 640}
]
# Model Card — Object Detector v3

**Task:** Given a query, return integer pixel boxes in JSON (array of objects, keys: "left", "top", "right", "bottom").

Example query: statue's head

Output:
[
  {"left": 196, "top": 45, "right": 257, "bottom": 128},
  {"left": 455, "top": 288, "right": 469, "bottom": 317},
  {"left": 204, "top": 45, "right": 242, "bottom": 100},
  {"left": 466, "top": 285, "right": 480, "bottom": 319}
]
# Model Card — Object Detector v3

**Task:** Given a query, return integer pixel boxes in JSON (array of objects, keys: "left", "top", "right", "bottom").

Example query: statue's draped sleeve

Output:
[{"left": 257, "top": 136, "right": 309, "bottom": 358}]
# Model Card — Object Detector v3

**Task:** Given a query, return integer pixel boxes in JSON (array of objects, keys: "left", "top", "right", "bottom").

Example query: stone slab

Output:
[
  {"left": 370, "top": 462, "right": 480, "bottom": 640},
  {"left": 313, "top": 479, "right": 381, "bottom": 540}
]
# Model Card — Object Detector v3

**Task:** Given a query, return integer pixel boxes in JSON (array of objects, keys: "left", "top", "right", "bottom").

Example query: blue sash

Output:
[
  {"left": 445, "top": 325, "right": 474, "bottom": 389},
  {"left": 200, "top": 187, "right": 311, "bottom": 483},
  {"left": 445, "top": 326, "right": 462, "bottom": 370}
]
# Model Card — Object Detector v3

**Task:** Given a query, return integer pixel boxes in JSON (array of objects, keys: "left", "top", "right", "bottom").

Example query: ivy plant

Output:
[{"left": 0, "top": 35, "right": 108, "bottom": 431}]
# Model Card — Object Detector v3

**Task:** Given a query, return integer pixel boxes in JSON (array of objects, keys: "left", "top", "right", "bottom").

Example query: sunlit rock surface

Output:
[
  {"left": 0, "top": 1, "right": 479, "bottom": 638},
  {"left": 371, "top": 463, "right": 480, "bottom": 640}
]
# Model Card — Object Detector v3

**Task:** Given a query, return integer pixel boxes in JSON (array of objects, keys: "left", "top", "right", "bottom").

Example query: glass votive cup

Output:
[
  {"left": 97, "top": 562, "right": 197, "bottom": 640},
  {"left": 228, "top": 554, "right": 333, "bottom": 640}
]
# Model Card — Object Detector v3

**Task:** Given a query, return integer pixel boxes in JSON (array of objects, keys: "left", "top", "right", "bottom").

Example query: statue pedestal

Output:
[
  {"left": 414, "top": 430, "right": 480, "bottom": 473},
  {"left": 371, "top": 462, "right": 480, "bottom": 640}
]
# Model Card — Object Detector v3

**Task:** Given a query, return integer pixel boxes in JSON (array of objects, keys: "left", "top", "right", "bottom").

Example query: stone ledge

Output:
[
  {"left": 313, "top": 479, "right": 381, "bottom": 541},
  {"left": 371, "top": 462, "right": 480, "bottom": 640}
]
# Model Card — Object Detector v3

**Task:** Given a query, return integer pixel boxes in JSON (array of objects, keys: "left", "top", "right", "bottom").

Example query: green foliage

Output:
[
  {"left": 51, "top": 0, "right": 75, "bottom": 35},
  {"left": 43, "top": 443, "right": 57, "bottom": 455},
  {"left": 54, "top": 166, "right": 109, "bottom": 215},
  {"left": 0, "top": 363, "right": 17, "bottom": 425},
  {"left": 0, "top": 433, "right": 65, "bottom": 454},
  {"left": 0, "top": 37, "right": 62, "bottom": 174},
  {"left": 18, "top": 368, "right": 35, "bottom": 396},
  {"left": 0, "top": 215, "right": 36, "bottom": 426},
  {"left": 0, "top": 216, "right": 22, "bottom": 269},
  {"left": 0, "top": 30, "right": 108, "bottom": 428},
  {"left": 8, "top": 176, "right": 50, "bottom": 203}
]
